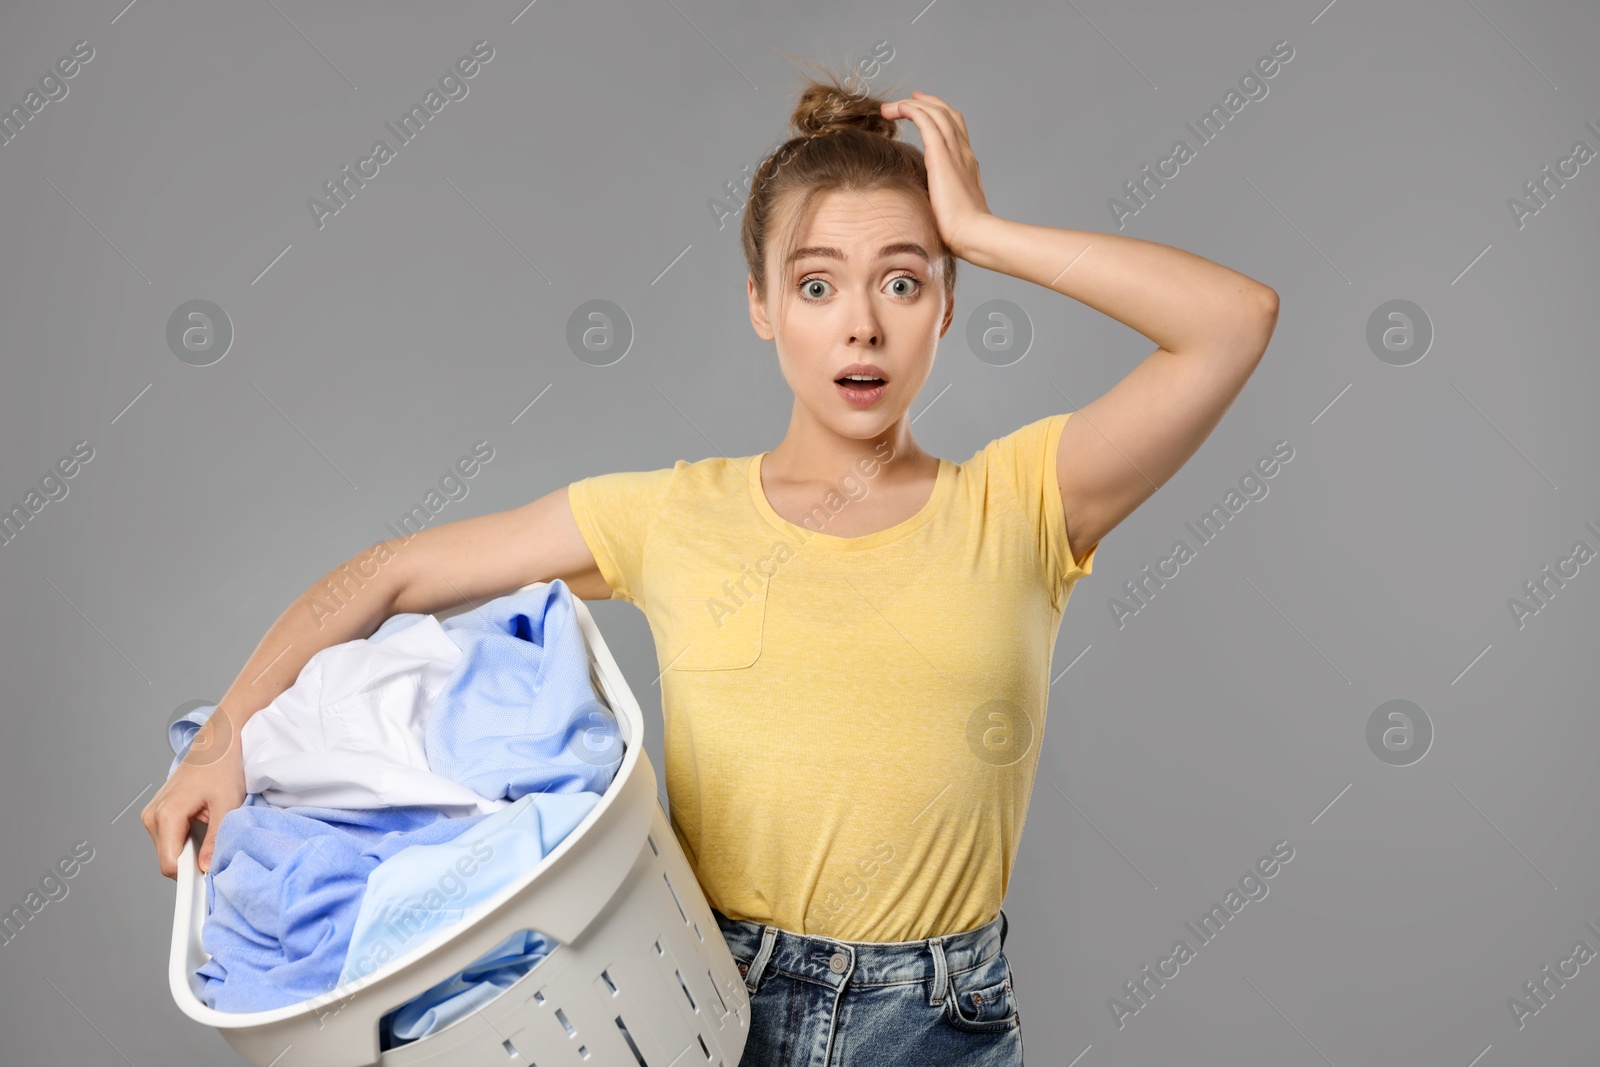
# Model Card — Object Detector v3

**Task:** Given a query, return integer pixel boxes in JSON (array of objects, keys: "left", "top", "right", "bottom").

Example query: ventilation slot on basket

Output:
[
  {"left": 647, "top": 833, "right": 659, "bottom": 856},
  {"left": 675, "top": 968, "right": 698, "bottom": 1014},
  {"left": 555, "top": 1007, "right": 576, "bottom": 1036},
  {"left": 375, "top": 927, "right": 555, "bottom": 1054},
  {"left": 599, "top": 968, "right": 618, "bottom": 995},
  {"left": 662, "top": 872, "right": 689, "bottom": 924},
  {"left": 614, "top": 1015, "right": 650, "bottom": 1065},
  {"left": 697, "top": 1033, "right": 712, "bottom": 1060},
  {"left": 705, "top": 968, "right": 726, "bottom": 1016}
]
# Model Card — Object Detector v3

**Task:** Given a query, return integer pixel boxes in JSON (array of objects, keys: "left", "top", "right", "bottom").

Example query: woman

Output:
[{"left": 145, "top": 66, "right": 1277, "bottom": 1065}]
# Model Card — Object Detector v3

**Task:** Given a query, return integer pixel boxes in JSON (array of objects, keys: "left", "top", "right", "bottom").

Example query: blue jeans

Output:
[{"left": 711, "top": 906, "right": 1025, "bottom": 1066}]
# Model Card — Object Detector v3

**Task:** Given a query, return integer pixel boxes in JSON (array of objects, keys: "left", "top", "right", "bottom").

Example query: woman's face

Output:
[{"left": 748, "top": 186, "right": 953, "bottom": 440}]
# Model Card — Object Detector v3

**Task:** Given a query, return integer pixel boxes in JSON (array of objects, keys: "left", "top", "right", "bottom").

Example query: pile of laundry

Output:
[{"left": 164, "top": 580, "right": 624, "bottom": 1050}]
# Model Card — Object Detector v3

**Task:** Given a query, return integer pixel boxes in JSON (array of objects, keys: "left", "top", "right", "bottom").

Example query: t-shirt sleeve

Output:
[
  {"left": 985, "top": 412, "right": 1098, "bottom": 606},
  {"left": 565, "top": 466, "right": 678, "bottom": 607}
]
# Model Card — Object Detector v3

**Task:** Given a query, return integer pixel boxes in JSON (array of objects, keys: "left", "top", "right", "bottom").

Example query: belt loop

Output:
[
  {"left": 927, "top": 936, "right": 949, "bottom": 1006},
  {"left": 745, "top": 924, "right": 778, "bottom": 992}
]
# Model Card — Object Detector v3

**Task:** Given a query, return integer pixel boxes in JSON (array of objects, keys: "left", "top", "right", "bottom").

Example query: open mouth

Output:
[{"left": 834, "top": 375, "right": 888, "bottom": 405}]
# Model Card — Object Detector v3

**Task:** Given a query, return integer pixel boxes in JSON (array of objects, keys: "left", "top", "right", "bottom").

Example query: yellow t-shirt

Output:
[{"left": 565, "top": 412, "right": 1097, "bottom": 942}]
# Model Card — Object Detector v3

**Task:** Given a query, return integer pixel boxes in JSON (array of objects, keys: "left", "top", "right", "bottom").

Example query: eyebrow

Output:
[{"left": 787, "top": 242, "right": 932, "bottom": 267}]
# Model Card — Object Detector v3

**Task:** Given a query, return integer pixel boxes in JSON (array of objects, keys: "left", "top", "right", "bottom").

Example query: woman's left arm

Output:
[
  {"left": 958, "top": 214, "right": 1279, "bottom": 564},
  {"left": 883, "top": 90, "right": 1280, "bottom": 565}
]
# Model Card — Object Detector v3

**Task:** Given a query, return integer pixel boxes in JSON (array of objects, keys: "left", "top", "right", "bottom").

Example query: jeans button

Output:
[
  {"left": 828, "top": 952, "right": 848, "bottom": 974},
  {"left": 737, "top": 961, "right": 749, "bottom": 976}
]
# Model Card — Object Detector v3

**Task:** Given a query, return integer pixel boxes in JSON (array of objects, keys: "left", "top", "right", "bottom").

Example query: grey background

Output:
[{"left": 1, "top": 0, "right": 1596, "bottom": 1064}]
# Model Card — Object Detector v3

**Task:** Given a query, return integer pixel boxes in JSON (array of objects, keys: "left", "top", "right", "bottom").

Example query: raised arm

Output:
[
  {"left": 142, "top": 484, "right": 608, "bottom": 878},
  {"left": 957, "top": 215, "right": 1279, "bottom": 565},
  {"left": 879, "top": 90, "right": 1279, "bottom": 568}
]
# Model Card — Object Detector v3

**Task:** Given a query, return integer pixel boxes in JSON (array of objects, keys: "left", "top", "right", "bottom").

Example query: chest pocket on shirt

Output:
[{"left": 666, "top": 573, "right": 767, "bottom": 670}]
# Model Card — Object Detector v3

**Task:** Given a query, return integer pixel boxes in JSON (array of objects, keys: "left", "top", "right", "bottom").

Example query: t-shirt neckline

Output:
[{"left": 746, "top": 450, "right": 954, "bottom": 551}]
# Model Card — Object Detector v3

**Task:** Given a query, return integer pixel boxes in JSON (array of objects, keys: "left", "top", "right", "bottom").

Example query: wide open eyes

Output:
[{"left": 796, "top": 272, "right": 923, "bottom": 303}]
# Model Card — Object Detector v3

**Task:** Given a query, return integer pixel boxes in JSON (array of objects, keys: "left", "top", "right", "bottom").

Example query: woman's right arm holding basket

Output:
[{"left": 142, "top": 486, "right": 609, "bottom": 879}]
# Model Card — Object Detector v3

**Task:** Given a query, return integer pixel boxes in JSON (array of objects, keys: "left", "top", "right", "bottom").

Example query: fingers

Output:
[
  {"left": 911, "top": 90, "right": 969, "bottom": 140},
  {"left": 886, "top": 98, "right": 957, "bottom": 160},
  {"left": 146, "top": 741, "right": 248, "bottom": 880},
  {"left": 886, "top": 95, "right": 969, "bottom": 164},
  {"left": 141, "top": 789, "right": 170, "bottom": 878},
  {"left": 152, "top": 807, "right": 187, "bottom": 880},
  {"left": 144, "top": 781, "right": 201, "bottom": 880},
  {"left": 199, "top": 814, "right": 219, "bottom": 875}
]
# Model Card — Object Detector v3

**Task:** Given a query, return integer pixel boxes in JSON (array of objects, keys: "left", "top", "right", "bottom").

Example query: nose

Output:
[{"left": 847, "top": 299, "right": 882, "bottom": 347}]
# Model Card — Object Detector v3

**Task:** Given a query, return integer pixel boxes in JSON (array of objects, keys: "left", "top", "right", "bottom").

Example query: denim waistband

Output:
[{"left": 710, "top": 907, "right": 1009, "bottom": 998}]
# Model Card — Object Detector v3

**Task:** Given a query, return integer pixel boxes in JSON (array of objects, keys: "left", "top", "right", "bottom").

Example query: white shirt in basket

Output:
[{"left": 240, "top": 614, "right": 511, "bottom": 815}]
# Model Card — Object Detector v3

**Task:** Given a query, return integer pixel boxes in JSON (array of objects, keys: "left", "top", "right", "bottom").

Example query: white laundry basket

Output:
[{"left": 167, "top": 582, "right": 752, "bottom": 1067}]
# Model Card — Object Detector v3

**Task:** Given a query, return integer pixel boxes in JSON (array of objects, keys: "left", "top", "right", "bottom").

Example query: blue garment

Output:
[
  {"left": 338, "top": 790, "right": 598, "bottom": 988},
  {"left": 427, "top": 580, "right": 624, "bottom": 801},
  {"left": 167, "top": 712, "right": 581, "bottom": 1022},
  {"left": 194, "top": 800, "right": 476, "bottom": 1012},
  {"left": 380, "top": 929, "right": 552, "bottom": 1051}
]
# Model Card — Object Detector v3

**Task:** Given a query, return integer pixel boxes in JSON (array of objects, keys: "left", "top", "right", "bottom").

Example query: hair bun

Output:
[{"left": 790, "top": 77, "right": 897, "bottom": 140}]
